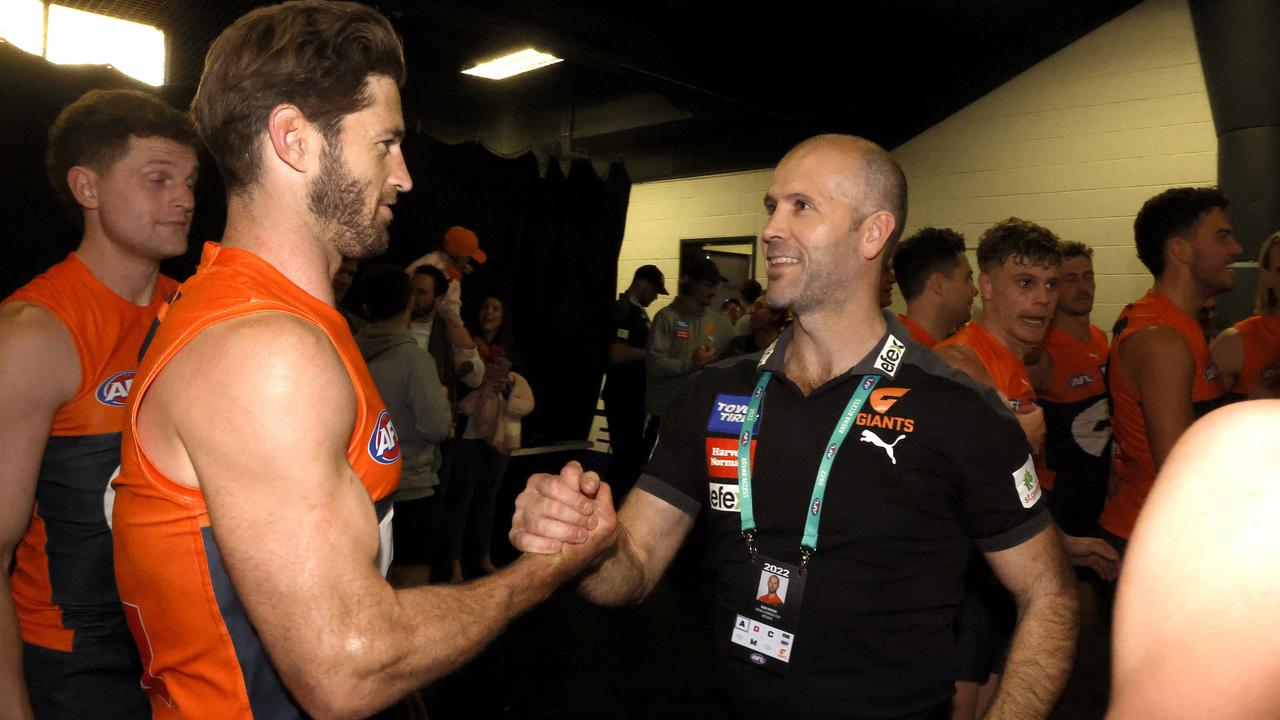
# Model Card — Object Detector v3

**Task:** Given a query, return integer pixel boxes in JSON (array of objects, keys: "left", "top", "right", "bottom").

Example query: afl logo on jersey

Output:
[
  {"left": 367, "top": 410, "right": 401, "bottom": 464},
  {"left": 95, "top": 370, "right": 135, "bottom": 407}
]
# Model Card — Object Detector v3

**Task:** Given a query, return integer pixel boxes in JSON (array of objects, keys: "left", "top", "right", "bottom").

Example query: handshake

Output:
[{"left": 511, "top": 461, "right": 619, "bottom": 574}]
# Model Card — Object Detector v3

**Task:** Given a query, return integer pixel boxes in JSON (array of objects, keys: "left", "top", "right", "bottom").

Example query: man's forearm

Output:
[
  {"left": 577, "top": 525, "right": 654, "bottom": 606},
  {"left": 0, "top": 575, "right": 35, "bottom": 720},
  {"left": 984, "top": 585, "right": 1079, "bottom": 719},
  {"left": 294, "top": 551, "right": 587, "bottom": 718}
]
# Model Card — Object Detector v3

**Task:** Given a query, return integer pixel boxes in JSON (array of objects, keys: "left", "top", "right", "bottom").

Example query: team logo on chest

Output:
[
  {"left": 95, "top": 370, "right": 136, "bottom": 407},
  {"left": 367, "top": 410, "right": 401, "bottom": 464}
]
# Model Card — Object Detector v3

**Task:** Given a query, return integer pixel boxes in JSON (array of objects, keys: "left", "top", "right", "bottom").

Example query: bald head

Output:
[{"left": 782, "top": 134, "right": 909, "bottom": 250}]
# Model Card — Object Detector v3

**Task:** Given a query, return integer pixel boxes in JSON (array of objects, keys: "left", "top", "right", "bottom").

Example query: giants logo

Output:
[
  {"left": 855, "top": 387, "right": 915, "bottom": 433},
  {"left": 95, "top": 370, "right": 136, "bottom": 407},
  {"left": 367, "top": 410, "right": 401, "bottom": 465}
]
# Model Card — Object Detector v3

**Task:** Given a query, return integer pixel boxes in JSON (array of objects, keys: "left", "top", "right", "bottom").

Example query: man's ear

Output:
[
  {"left": 859, "top": 210, "right": 897, "bottom": 262},
  {"left": 1166, "top": 234, "right": 1193, "bottom": 270},
  {"left": 66, "top": 166, "right": 99, "bottom": 210},
  {"left": 978, "top": 271, "right": 995, "bottom": 302},
  {"left": 266, "top": 104, "right": 316, "bottom": 174}
]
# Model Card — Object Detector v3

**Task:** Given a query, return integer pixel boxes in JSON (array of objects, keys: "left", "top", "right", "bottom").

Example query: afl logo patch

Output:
[
  {"left": 95, "top": 370, "right": 135, "bottom": 407},
  {"left": 368, "top": 410, "right": 401, "bottom": 464},
  {"left": 811, "top": 499, "right": 821, "bottom": 515}
]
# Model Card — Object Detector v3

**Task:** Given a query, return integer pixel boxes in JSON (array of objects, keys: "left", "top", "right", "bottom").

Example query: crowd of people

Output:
[{"left": 0, "top": 1, "right": 1277, "bottom": 719}]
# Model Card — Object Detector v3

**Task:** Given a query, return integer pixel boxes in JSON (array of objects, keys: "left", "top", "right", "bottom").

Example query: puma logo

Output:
[{"left": 859, "top": 429, "right": 906, "bottom": 464}]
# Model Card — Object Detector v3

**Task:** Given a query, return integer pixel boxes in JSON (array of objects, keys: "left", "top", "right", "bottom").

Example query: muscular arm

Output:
[
  {"left": 982, "top": 525, "right": 1079, "bottom": 720},
  {"left": 0, "top": 303, "right": 79, "bottom": 720},
  {"left": 1120, "top": 327, "right": 1196, "bottom": 472},
  {"left": 145, "top": 313, "right": 612, "bottom": 719},
  {"left": 1109, "top": 401, "right": 1280, "bottom": 719},
  {"left": 1209, "top": 328, "right": 1243, "bottom": 395}
]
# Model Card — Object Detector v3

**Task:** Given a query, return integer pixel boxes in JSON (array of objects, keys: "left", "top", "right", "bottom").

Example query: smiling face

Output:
[
  {"left": 306, "top": 75, "right": 412, "bottom": 259},
  {"left": 1181, "top": 207, "right": 1241, "bottom": 295},
  {"left": 980, "top": 256, "right": 1060, "bottom": 347},
  {"left": 89, "top": 136, "right": 198, "bottom": 261},
  {"left": 762, "top": 142, "right": 873, "bottom": 315},
  {"left": 479, "top": 297, "right": 503, "bottom": 333}
]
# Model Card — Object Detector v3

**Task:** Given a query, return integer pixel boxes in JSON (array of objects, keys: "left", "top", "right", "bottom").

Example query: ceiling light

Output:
[{"left": 462, "top": 48, "right": 562, "bottom": 80}]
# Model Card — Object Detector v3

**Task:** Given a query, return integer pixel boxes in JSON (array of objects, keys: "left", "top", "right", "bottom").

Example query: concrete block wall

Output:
[{"left": 617, "top": 0, "right": 1216, "bottom": 330}]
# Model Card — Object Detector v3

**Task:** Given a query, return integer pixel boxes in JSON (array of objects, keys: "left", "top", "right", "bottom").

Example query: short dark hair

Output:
[
  {"left": 1059, "top": 241, "right": 1093, "bottom": 261},
  {"left": 411, "top": 263, "right": 449, "bottom": 297},
  {"left": 360, "top": 263, "right": 411, "bottom": 321},
  {"left": 740, "top": 279, "right": 763, "bottom": 304},
  {"left": 193, "top": 0, "right": 406, "bottom": 193},
  {"left": 977, "top": 218, "right": 1062, "bottom": 273},
  {"left": 1133, "top": 187, "right": 1229, "bottom": 278},
  {"left": 46, "top": 89, "right": 198, "bottom": 223},
  {"left": 892, "top": 227, "right": 966, "bottom": 302}
]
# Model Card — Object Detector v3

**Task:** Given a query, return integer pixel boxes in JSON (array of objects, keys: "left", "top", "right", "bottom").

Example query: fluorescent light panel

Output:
[
  {"left": 0, "top": 0, "right": 45, "bottom": 56},
  {"left": 462, "top": 48, "right": 562, "bottom": 80}
]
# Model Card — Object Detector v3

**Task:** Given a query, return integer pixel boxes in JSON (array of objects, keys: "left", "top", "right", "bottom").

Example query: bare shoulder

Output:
[
  {"left": 154, "top": 311, "right": 356, "bottom": 452},
  {"left": 0, "top": 301, "right": 79, "bottom": 402},
  {"left": 1118, "top": 324, "right": 1189, "bottom": 364}
]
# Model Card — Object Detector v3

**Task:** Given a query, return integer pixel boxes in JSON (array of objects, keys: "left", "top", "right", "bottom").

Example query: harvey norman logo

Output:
[
  {"left": 875, "top": 334, "right": 906, "bottom": 377},
  {"left": 705, "top": 437, "right": 754, "bottom": 479}
]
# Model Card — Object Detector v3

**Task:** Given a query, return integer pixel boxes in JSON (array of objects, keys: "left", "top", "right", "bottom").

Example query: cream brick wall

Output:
[{"left": 617, "top": 0, "right": 1215, "bottom": 330}]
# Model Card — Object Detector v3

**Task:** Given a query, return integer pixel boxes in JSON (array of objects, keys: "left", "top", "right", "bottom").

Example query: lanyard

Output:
[{"left": 737, "top": 371, "right": 881, "bottom": 568}]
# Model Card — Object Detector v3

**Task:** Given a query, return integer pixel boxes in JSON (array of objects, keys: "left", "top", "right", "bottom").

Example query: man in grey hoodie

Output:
[{"left": 354, "top": 264, "right": 451, "bottom": 587}]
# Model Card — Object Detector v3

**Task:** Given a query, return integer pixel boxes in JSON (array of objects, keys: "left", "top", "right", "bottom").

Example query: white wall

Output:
[{"left": 617, "top": 0, "right": 1216, "bottom": 329}]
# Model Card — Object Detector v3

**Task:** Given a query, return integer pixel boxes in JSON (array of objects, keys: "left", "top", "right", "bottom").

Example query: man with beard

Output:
[
  {"left": 409, "top": 263, "right": 483, "bottom": 391},
  {"left": 1098, "top": 188, "right": 1237, "bottom": 554},
  {"left": 1032, "top": 241, "right": 1111, "bottom": 537},
  {"left": 511, "top": 135, "right": 1077, "bottom": 720},
  {"left": 0, "top": 89, "right": 197, "bottom": 720},
  {"left": 108, "top": 3, "right": 613, "bottom": 718},
  {"left": 891, "top": 227, "right": 977, "bottom": 347}
]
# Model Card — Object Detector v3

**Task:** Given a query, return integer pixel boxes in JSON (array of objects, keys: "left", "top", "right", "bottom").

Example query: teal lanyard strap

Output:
[{"left": 737, "top": 372, "right": 881, "bottom": 567}]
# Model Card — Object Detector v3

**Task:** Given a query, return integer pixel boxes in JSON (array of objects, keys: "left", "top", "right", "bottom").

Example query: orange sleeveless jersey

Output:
[
  {"left": 111, "top": 243, "right": 401, "bottom": 718},
  {"left": 1229, "top": 314, "right": 1280, "bottom": 397},
  {"left": 936, "top": 321, "right": 1052, "bottom": 489},
  {"left": 2, "top": 253, "right": 176, "bottom": 652},
  {"left": 897, "top": 314, "right": 937, "bottom": 347},
  {"left": 1100, "top": 291, "right": 1224, "bottom": 539}
]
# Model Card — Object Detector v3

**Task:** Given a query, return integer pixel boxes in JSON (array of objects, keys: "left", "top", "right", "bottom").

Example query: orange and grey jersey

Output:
[
  {"left": 111, "top": 242, "right": 401, "bottom": 718},
  {"left": 1100, "top": 291, "right": 1225, "bottom": 540},
  {"left": 1229, "top": 314, "right": 1280, "bottom": 398},
  {"left": 2, "top": 252, "right": 176, "bottom": 652},
  {"left": 1039, "top": 324, "right": 1111, "bottom": 533}
]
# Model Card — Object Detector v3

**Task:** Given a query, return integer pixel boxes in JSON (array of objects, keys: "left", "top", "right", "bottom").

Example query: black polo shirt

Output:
[
  {"left": 603, "top": 293, "right": 650, "bottom": 407},
  {"left": 637, "top": 312, "right": 1048, "bottom": 720}
]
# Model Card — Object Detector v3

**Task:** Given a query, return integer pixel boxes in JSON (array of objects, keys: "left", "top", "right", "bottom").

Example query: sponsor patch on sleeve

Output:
[
  {"left": 706, "top": 394, "right": 759, "bottom": 434},
  {"left": 707, "top": 482, "right": 742, "bottom": 512},
  {"left": 1012, "top": 454, "right": 1041, "bottom": 509},
  {"left": 616, "top": 328, "right": 630, "bottom": 340},
  {"left": 675, "top": 319, "right": 691, "bottom": 340},
  {"left": 705, "top": 437, "right": 755, "bottom": 479},
  {"left": 874, "top": 334, "right": 906, "bottom": 377}
]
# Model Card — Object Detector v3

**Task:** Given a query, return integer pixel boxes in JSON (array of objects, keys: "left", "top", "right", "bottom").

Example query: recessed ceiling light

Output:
[{"left": 462, "top": 48, "right": 562, "bottom": 80}]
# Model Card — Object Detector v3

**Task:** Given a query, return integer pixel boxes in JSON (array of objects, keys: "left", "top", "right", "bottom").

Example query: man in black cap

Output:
[
  {"left": 645, "top": 258, "right": 732, "bottom": 426},
  {"left": 604, "top": 265, "right": 667, "bottom": 497}
]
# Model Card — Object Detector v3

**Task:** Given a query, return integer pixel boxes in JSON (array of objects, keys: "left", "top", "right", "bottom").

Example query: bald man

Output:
[{"left": 509, "top": 135, "right": 1076, "bottom": 719}]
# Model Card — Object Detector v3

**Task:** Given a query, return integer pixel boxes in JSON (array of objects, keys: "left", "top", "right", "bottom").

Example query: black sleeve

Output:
[
  {"left": 949, "top": 387, "right": 1050, "bottom": 552},
  {"left": 634, "top": 372, "right": 711, "bottom": 518}
]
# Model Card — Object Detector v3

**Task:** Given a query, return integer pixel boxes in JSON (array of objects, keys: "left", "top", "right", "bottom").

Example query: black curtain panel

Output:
[
  {"left": 388, "top": 137, "right": 631, "bottom": 445},
  {"left": 1, "top": 51, "right": 632, "bottom": 447}
]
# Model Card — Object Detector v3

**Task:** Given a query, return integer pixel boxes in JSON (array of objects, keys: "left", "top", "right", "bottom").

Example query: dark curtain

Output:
[
  {"left": 385, "top": 137, "right": 631, "bottom": 445},
  {"left": 1, "top": 47, "right": 631, "bottom": 447}
]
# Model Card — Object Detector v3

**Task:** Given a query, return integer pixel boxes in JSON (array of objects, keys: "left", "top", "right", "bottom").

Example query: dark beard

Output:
[{"left": 307, "top": 144, "right": 387, "bottom": 258}]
